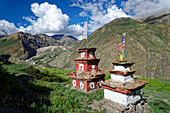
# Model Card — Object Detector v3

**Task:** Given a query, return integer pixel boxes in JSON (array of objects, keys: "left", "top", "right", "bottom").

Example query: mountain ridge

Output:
[
  {"left": 52, "top": 34, "right": 78, "bottom": 46},
  {"left": 0, "top": 32, "right": 61, "bottom": 62},
  {"left": 136, "top": 13, "right": 170, "bottom": 24}
]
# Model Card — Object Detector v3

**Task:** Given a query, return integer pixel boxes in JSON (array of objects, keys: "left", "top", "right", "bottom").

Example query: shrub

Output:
[
  {"left": 25, "top": 66, "right": 67, "bottom": 82},
  {"left": 105, "top": 73, "right": 111, "bottom": 80}
]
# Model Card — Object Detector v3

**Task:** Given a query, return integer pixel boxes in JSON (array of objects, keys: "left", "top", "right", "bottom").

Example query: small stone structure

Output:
[
  {"left": 101, "top": 60, "right": 149, "bottom": 106},
  {"left": 67, "top": 48, "right": 105, "bottom": 92},
  {"left": 89, "top": 98, "right": 151, "bottom": 113}
]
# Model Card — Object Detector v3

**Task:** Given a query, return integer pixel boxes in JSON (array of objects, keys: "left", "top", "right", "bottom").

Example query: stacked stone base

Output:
[{"left": 89, "top": 98, "right": 151, "bottom": 113}]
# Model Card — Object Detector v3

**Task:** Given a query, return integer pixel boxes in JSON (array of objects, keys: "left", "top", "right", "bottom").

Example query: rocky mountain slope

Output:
[
  {"left": 136, "top": 13, "right": 170, "bottom": 24},
  {"left": 0, "top": 32, "right": 61, "bottom": 62},
  {"left": 27, "top": 46, "right": 68, "bottom": 68},
  {"left": 47, "top": 15, "right": 170, "bottom": 79},
  {"left": 52, "top": 34, "right": 78, "bottom": 46}
]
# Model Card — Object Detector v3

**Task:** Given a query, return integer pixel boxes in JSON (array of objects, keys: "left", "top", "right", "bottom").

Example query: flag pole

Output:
[{"left": 86, "top": 8, "right": 88, "bottom": 48}]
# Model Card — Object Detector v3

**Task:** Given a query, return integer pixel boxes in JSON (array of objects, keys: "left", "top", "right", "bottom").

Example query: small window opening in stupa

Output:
[{"left": 89, "top": 52, "right": 93, "bottom": 58}]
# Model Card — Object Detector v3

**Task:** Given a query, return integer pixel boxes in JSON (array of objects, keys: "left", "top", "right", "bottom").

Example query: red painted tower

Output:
[{"left": 67, "top": 48, "right": 105, "bottom": 92}]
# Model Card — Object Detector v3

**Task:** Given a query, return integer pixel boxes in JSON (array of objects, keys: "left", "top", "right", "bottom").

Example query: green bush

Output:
[
  {"left": 105, "top": 73, "right": 111, "bottom": 80},
  {"left": 25, "top": 66, "right": 67, "bottom": 82}
]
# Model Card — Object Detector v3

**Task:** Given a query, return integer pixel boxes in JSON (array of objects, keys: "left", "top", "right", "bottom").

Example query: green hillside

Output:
[
  {"left": 0, "top": 36, "right": 25, "bottom": 61},
  {"left": 0, "top": 60, "right": 104, "bottom": 112},
  {"left": 49, "top": 17, "right": 170, "bottom": 79}
]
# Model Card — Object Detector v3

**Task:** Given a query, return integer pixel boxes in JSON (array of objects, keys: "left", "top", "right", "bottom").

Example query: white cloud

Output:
[
  {"left": 122, "top": 0, "right": 170, "bottom": 19},
  {"left": 19, "top": 2, "right": 83, "bottom": 37},
  {"left": 70, "top": 0, "right": 130, "bottom": 32},
  {"left": 4, "top": 0, "right": 169, "bottom": 37},
  {"left": 67, "top": 24, "right": 83, "bottom": 36},
  {"left": 0, "top": 20, "right": 18, "bottom": 36},
  {"left": 89, "top": 5, "right": 130, "bottom": 32},
  {"left": 22, "top": 16, "right": 36, "bottom": 23}
]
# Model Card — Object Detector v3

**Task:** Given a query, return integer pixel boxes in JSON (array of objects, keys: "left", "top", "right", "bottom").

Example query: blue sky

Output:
[
  {"left": 0, "top": 0, "right": 170, "bottom": 39},
  {"left": 0, "top": 0, "right": 82, "bottom": 27}
]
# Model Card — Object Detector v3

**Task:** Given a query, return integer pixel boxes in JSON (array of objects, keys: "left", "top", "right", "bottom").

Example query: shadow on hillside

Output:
[
  {"left": 22, "top": 42, "right": 37, "bottom": 59},
  {"left": 0, "top": 68, "right": 52, "bottom": 113},
  {"left": 0, "top": 54, "right": 11, "bottom": 60}
]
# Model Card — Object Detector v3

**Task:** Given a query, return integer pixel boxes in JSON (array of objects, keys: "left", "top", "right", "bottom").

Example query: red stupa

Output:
[{"left": 67, "top": 48, "right": 105, "bottom": 92}]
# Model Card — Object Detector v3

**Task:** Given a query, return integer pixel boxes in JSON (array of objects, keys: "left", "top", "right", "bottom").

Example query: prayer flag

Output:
[
  {"left": 122, "top": 33, "right": 126, "bottom": 45},
  {"left": 122, "top": 49, "right": 125, "bottom": 56},
  {"left": 120, "top": 54, "right": 123, "bottom": 61},
  {"left": 118, "top": 43, "right": 123, "bottom": 52}
]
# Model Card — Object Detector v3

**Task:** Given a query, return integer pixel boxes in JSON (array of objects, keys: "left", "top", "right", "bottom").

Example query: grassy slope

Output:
[
  {"left": 3, "top": 64, "right": 29, "bottom": 76},
  {"left": 138, "top": 78, "right": 170, "bottom": 113},
  {"left": 0, "top": 63, "right": 103, "bottom": 112},
  {"left": 0, "top": 37, "right": 25, "bottom": 60},
  {"left": 1, "top": 63, "right": 169, "bottom": 112}
]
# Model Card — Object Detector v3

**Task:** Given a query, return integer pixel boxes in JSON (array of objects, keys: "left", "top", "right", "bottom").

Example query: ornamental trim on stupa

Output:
[{"left": 67, "top": 48, "right": 105, "bottom": 92}]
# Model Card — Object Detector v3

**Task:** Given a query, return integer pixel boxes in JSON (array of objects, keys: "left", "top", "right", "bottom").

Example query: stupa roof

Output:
[
  {"left": 101, "top": 79, "right": 149, "bottom": 94},
  {"left": 67, "top": 70, "right": 105, "bottom": 80},
  {"left": 108, "top": 69, "right": 136, "bottom": 76},
  {"left": 77, "top": 48, "right": 96, "bottom": 52},
  {"left": 112, "top": 60, "right": 134, "bottom": 66},
  {"left": 74, "top": 57, "right": 100, "bottom": 61}
]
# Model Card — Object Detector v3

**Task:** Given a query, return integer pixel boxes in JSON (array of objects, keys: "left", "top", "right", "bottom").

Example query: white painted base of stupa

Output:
[
  {"left": 104, "top": 89, "right": 141, "bottom": 106},
  {"left": 111, "top": 74, "right": 133, "bottom": 82}
]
